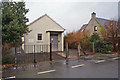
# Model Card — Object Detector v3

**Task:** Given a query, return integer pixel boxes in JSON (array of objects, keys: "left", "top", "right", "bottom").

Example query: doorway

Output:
[{"left": 50, "top": 34, "right": 58, "bottom": 51}]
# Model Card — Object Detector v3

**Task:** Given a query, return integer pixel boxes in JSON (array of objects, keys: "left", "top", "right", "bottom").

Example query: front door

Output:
[{"left": 50, "top": 34, "right": 58, "bottom": 51}]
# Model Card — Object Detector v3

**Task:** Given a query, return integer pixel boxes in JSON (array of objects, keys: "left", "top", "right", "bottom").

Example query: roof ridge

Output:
[
  {"left": 95, "top": 17, "right": 111, "bottom": 21},
  {"left": 28, "top": 14, "right": 65, "bottom": 30}
]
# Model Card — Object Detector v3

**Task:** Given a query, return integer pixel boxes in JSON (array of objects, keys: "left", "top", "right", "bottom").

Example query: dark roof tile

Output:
[
  {"left": 80, "top": 24, "right": 87, "bottom": 30},
  {"left": 95, "top": 17, "right": 111, "bottom": 27}
]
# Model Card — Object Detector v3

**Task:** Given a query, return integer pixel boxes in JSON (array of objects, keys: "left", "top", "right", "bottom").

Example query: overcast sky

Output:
[{"left": 25, "top": 1, "right": 118, "bottom": 33}]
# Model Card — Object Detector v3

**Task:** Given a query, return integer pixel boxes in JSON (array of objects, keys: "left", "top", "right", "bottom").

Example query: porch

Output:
[{"left": 46, "top": 31, "right": 64, "bottom": 52}]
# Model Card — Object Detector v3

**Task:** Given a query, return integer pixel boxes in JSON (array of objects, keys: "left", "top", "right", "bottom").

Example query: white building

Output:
[{"left": 23, "top": 14, "right": 65, "bottom": 53}]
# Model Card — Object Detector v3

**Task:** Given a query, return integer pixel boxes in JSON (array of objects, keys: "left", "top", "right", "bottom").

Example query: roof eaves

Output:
[{"left": 28, "top": 14, "right": 65, "bottom": 31}]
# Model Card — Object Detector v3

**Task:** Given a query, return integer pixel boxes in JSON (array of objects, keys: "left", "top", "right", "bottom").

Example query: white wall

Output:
[{"left": 24, "top": 15, "right": 64, "bottom": 53}]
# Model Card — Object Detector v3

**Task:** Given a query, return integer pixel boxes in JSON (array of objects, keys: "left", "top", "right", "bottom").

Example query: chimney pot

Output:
[{"left": 91, "top": 12, "right": 96, "bottom": 18}]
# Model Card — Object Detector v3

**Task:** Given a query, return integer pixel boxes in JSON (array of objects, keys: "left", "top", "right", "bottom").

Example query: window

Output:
[
  {"left": 94, "top": 26, "right": 97, "bottom": 31},
  {"left": 38, "top": 34, "right": 42, "bottom": 40}
]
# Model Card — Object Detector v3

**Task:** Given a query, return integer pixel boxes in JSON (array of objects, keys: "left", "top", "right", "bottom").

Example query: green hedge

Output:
[
  {"left": 89, "top": 33, "right": 112, "bottom": 53},
  {"left": 66, "top": 33, "right": 112, "bottom": 54}
]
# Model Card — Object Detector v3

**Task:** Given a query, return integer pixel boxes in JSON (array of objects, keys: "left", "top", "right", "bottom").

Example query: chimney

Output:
[{"left": 91, "top": 12, "right": 96, "bottom": 18}]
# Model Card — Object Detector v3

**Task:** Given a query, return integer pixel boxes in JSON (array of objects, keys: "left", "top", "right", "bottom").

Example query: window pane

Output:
[
  {"left": 94, "top": 26, "right": 97, "bottom": 31},
  {"left": 38, "top": 34, "right": 42, "bottom": 40}
]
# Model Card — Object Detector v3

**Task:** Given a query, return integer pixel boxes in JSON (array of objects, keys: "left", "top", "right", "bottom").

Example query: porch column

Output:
[
  {"left": 61, "top": 32, "right": 64, "bottom": 51},
  {"left": 47, "top": 32, "right": 50, "bottom": 52}
]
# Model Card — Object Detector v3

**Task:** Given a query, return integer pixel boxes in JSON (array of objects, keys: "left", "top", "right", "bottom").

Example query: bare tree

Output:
[
  {"left": 117, "top": 18, "right": 120, "bottom": 52},
  {"left": 104, "top": 20, "right": 118, "bottom": 52}
]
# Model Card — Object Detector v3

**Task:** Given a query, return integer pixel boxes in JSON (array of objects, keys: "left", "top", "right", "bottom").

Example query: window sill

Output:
[{"left": 36, "top": 40, "right": 43, "bottom": 43}]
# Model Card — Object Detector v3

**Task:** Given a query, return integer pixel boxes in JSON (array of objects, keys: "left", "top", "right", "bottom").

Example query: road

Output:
[{"left": 2, "top": 56, "right": 119, "bottom": 79}]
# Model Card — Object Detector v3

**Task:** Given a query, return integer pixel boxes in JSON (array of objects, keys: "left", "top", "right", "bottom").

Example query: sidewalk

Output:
[
  {"left": 55, "top": 49, "right": 90, "bottom": 58},
  {"left": 56, "top": 50, "right": 119, "bottom": 60},
  {"left": 57, "top": 52, "right": 77, "bottom": 58}
]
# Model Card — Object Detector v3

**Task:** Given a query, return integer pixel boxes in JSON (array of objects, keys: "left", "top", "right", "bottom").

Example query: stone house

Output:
[
  {"left": 80, "top": 12, "right": 119, "bottom": 51},
  {"left": 80, "top": 12, "right": 117, "bottom": 37}
]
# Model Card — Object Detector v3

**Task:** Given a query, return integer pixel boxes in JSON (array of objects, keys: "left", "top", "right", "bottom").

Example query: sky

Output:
[{"left": 25, "top": 1, "right": 119, "bottom": 33}]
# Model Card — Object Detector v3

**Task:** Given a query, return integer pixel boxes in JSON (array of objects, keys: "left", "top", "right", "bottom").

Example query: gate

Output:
[{"left": 65, "top": 42, "right": 87, "bottom": 58}]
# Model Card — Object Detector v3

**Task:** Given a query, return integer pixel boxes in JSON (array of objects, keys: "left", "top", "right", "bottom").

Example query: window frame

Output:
[
  {"left": 38, "top": 34, "right": 42, "bottom": 40},
  {"left": 94, "top": 26, "right": 97, "bottom": 31}
]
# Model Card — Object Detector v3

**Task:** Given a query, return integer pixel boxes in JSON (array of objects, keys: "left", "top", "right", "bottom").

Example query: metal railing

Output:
[
  {"left": 24, "top": 44, "right": 49, "bottom": 53},
  {"left": 15, "top": 43, "right": 64, "bottom": 64},
  {"left": 15, "top": 44, "right": 51, "bottom": 64}
]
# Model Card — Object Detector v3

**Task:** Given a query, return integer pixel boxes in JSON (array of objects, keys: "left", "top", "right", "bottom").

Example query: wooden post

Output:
[
  {"left": 65, "top": 42, "right": 68, "bottom": 59},
  {"left": 93, "top": 42, "right": 95, "bottom": 54},
  {"left": 78, "top": 43, "right": 81, "bottom": 56}
]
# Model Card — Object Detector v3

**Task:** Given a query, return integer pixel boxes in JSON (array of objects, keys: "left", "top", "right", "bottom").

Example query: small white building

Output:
[{"left": 23, "top": 14, "right": 65, "bottom": 53}]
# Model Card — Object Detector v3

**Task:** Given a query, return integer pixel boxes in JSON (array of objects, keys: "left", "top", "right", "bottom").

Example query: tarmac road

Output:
[{"left": 2, "top": 56, "right": 119, "bottom": 78}]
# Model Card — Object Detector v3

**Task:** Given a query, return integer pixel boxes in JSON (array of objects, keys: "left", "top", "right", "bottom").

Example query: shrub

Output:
[
  {"left": 81, "top": 35, "right": 90, "bottom": 51},
  {"left": 90, "top": 33, "right": 100, "bottom": 42},
  {"left": 2, "top": 50, "right": 15, "bottom": 64},
  {"left": 69, "top": 42, "right": 78, "bottom": 49},
  {"left": 89, "top": 38, "right": 112, "bottom": 53}
]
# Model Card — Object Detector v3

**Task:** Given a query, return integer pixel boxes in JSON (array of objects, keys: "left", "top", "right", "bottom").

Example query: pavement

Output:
[
  {"left": 2, "top": 54, "right": 119, "bottom": 79},
  {"left": 56, "top": 49, "right": 119, "bottom": 60},
  {"left": 57, "top": 52, "right": 77, "bottom": 58},
  {"left": 56, "top": 49, "right": 88, "bottom": 58}
]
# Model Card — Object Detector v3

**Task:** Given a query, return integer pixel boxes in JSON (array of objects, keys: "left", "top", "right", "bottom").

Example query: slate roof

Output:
[
  {"left": 80, "top": 24, "right": 87, "bottom": 31},
  {"left": 80, "top": 17, "right": 112, "bottom": 31},
  {"left": 95, "top": 17, "right": 111, "bottom": 27}
]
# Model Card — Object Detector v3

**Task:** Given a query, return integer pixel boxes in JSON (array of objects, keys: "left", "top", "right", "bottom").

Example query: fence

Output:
[
  {"left": 15, "top": 44, "right": 52, "bottom": 64},
  {"left": 64, "top": 42, "right": 88, "bottom": 58},
  {"left": 20, "top": 44, "right": 49, "bottom": 53}
]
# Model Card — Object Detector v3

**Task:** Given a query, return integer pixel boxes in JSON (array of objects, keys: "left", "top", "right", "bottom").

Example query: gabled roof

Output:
[
  {"left": 28, "top": 14, "right": 46, "bottom": 26},
  {"left": 80, "top": 24, "right": 87, "bottom": 31},
  {"left": 95, "top": 17, "right": 111, "bottom": 27},
  {"left": 28, "top": 14, "right": 65, "bottom": 30},
  {"left": 80, "top": 17, "right": 114, "bottom": 31}
]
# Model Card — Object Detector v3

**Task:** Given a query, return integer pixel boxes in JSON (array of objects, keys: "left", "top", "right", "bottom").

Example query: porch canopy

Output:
[
  {"left": 46, "top": 30, "right": 64, "bottom": 33},
  {"left": 46, "top": 30, "right": 64, "bottom": 51}
]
